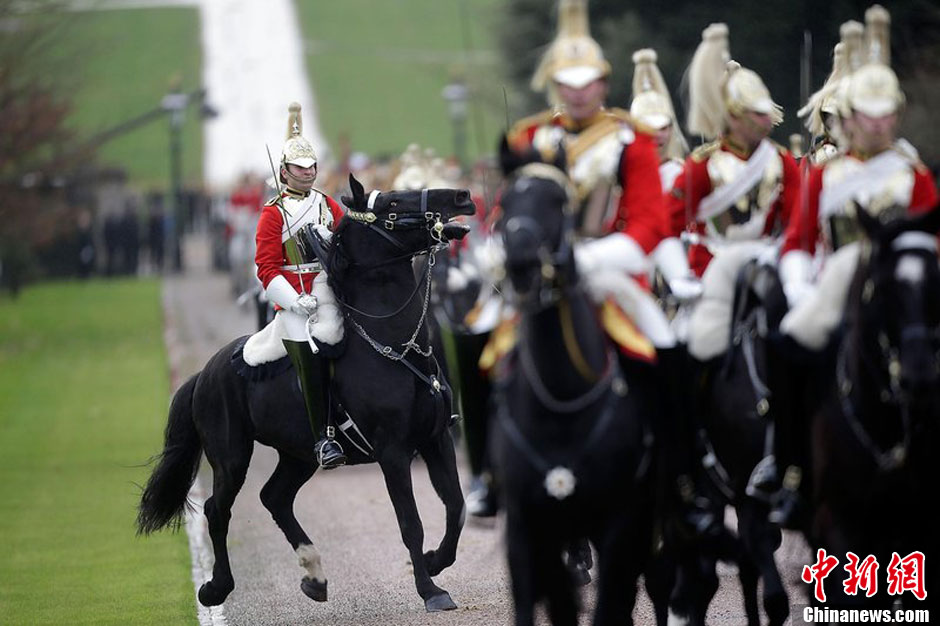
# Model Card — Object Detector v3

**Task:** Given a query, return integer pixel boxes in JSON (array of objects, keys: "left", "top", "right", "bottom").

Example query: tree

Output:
[{"left": 0, "top": 1, "right": 95, "bottom": 294}]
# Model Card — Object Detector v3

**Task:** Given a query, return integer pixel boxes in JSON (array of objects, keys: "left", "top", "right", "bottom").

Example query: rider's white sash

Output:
[
  {"left": 698, "top": 139, "right": 777, "bottom": 223},
  {"left": 819, "top": 149, "right": 915, "bottom": 222},
  {"left": 279, "top": 191, "right": 331, "bottom": 242}
]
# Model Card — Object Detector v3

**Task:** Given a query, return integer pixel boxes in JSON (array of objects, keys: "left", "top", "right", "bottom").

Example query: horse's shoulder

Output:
[{"left": 691, "top": 140, "right": 721, "bottom": 163}]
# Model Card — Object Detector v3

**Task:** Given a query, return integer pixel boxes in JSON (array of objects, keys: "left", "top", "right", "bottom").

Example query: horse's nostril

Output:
[{"left": 455, "top": 189, "right": 471, "bottom": 205}]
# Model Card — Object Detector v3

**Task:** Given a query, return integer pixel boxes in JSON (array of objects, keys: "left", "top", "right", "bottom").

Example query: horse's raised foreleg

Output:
[
  {"left": 418, "top": 429, "right": 465, "bottom": 577},
  {"left": 198, "top": 448, "right": 253, "bottom": 606},
  {"left": 379, "top": 450, "right": 457, "bottom": 612},
  {"left": 259, "top": 452, "right": 326, "bottom": 601}
]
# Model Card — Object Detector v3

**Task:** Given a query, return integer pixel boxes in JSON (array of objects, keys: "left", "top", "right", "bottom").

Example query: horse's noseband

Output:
[{"left": 346, "top": 189, "right": 447, "bottom": 252}]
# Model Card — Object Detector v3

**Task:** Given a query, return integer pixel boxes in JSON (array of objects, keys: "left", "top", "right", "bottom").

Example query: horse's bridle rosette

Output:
[{"left": 544, "top": 466, "right": 577, "bottom": 500}]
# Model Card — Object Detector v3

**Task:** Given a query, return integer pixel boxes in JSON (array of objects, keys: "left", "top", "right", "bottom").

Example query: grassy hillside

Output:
[
  {"left": 297, "top": 0, "right": 508, "bottom": 163},
  {"left": 0, "top": 280, "right": 196, "bottom": 625},
  {"left": 54, "top": 8, "right": 203, "bottom": 189}
]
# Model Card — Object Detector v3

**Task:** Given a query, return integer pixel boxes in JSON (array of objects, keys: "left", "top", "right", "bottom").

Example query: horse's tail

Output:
[{"left": 137, "top": 373, "right": 203, "bottom": 535}]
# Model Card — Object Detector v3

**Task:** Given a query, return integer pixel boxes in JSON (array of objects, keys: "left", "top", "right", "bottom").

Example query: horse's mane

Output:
[{"left": 324, "top": 210, "right": 356, "bottom": 306}]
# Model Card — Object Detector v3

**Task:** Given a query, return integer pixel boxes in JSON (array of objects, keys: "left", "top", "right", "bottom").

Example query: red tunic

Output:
[
  {"left": 507, "top": 108, "right": 667, "bottom": 254},
  {"left": 781, "top": 153, "right": 938, "bottom": 257},
  {"left": 666, "top": 140, "right": 800, "bottom": 276},
  {"left": 255, "top": 191, "right": 344, "bottom": 294}
]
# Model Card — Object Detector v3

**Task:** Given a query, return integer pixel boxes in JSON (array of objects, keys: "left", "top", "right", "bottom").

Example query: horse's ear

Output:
[{"left": 348, "top": 173, "right": 366, "bottom": 208}]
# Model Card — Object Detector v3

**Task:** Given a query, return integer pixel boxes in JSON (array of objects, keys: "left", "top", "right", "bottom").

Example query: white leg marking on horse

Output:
[
  {"left": 667, "top": 608, "right": 690, "bottom": 626},
  {"left": 297, "top": 543, "right": 326, "bottom": 582},
  {"left": 185, "top": 477, "right": 228, "bottom": 626}
]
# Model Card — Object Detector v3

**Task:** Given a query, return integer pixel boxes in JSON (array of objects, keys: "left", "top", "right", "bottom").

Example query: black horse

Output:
[
  {"left": 670, "top": 257, "right": 790, "bottom": 626},
  {"left": 137, "top": 175, "right": 475, "bottom": 612},
  {"left": 491, "top": 144, "right": 657, "bottom": 626},
  {"left": 806, "top": 206, "right": 940, "bottom": 611}
]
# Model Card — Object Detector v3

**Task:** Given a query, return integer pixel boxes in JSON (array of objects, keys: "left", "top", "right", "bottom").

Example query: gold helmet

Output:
[
  {"left": 280, "top": 102, "right": 317, "bottom": 169},
  {"left": 843, "top": 5, "right": 904, "bottom": 118},
  {"left": 531, "top": 0, "right": 611, "bottom": 95},
  {"left": 630, "top": 48, "right": 687, "bottom": 159},
  {"left": 686, "top": 23, "right": 781, "bottom": 140}
]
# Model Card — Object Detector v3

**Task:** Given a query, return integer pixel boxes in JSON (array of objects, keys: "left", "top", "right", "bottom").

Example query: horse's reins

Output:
[
  {"left": 835, "top": 236, "right": 940, "bottom": 473},
  {"left": 504, "top": 164, "right": 605, "bottom": 384},
  {"left": 339, "top": 189, "right": 454, "bottom": 441}
]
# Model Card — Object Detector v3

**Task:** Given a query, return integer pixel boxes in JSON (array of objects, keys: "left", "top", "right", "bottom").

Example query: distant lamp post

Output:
[
  {"left": 441, "top": 75, "right": 469, "bottom": 173},
  {"left": 160, "top": 80, "right": 218, "bottom": 272}
]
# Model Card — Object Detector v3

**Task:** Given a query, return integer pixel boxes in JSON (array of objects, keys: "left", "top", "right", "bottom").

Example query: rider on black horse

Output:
[
  {"left": 766, "top": 5, "right": 938, "bottom": 527},
  {"left": 254, "top": 102, "right": 347, "bottom": 469}
]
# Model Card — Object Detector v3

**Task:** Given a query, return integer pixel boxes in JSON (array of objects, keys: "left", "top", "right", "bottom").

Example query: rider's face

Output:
[
  {"left": 845, "top": 111, "right": 897, "bottom": 155},
  {"left": 556, "top": 78, "right": 608, "bottom": 122},
  {"left": 652, "top": 125, "right": 672, "bottom": 156},
  {"left": 283, "top": 163, "right": 317, "bottom": 191},
  {"left": 726, "top": 110, "right": 773, "bottom": 150}
]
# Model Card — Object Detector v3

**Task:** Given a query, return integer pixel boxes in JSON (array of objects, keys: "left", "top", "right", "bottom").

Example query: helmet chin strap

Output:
[{"left": 283, "top": 166, "right": 316, "bottom": 193}]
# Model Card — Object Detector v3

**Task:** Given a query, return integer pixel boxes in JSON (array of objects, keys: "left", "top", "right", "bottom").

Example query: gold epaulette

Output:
[
  {"left": 606, "top": 107, "right": 655, "bottom": 135},
  {"left": 264, "top": 193, "right": 282, "bottom": 207},
  {"left": 506, "top": 109, "right": 556, "bottom": 146},
  {"left": 690, "top": 140, "right": 721, "bottom": 163}
]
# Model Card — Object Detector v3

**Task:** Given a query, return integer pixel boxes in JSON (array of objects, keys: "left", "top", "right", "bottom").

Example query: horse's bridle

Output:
[
  {"left": 502, "top": 164, "right": 578, "bottom": 311},
  {"left": 502, "top": 164, "right": 610, "bottom": 385},
  {"left": 340, "top": 190, "right": 448, "bottom": 362},
  {"left": 836, "top": 234, "right": 940, "bottom": 472}
]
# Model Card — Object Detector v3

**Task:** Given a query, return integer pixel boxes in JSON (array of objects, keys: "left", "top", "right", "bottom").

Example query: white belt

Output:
[{"left": 281, "top": 262, "right": 323, "bottom": 274}]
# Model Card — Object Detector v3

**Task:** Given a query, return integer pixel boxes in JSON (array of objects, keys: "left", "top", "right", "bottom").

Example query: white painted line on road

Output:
[{"left": 185, "top": 475, "right": 229, "bottom": 626}]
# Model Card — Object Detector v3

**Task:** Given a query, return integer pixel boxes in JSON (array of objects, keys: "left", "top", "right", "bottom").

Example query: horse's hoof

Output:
[
  {"left": 301, "top": 576, "right": 328, "bottom": 602},
  {"left": 198, "top": 580, "right": 232, "bottom": 606},
  {"left": 425, "top": 591, "right": 457, "bottom": 612}
]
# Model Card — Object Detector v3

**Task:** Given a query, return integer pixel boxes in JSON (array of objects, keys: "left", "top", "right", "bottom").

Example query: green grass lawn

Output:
[
  {"left": 53, "top": 8, "right": 203, "bottom": 189},
  {"left": 0, "top": 280, "right": 196, "bottom": 625},
  {"left": 297, "top": 0, "right": 508, "bottom": 162}
]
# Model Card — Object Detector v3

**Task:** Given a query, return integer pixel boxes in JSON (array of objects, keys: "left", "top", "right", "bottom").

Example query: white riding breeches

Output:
[
  {"left": 780, "top": 243, "right": 861, "bottom": 350},
  {"left": 687, "top": 241, "right": 776, "bottom": 361}
]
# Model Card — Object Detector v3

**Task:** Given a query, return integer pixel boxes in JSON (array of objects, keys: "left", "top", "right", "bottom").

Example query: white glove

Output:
[
  {"left": 779, "top": 250, "right": 814, "bottom": 308},
  {"left": 293, "top": 293, "right": 318, "bottom": 318},
  {"left": 472, "top": 236, "right": 506, "bottom": 284},
  {"left": 653, "top": 237, "right": 702, "bottom": 302},
  {"left": 668, "top": 276, "right": 704, "bottom": 302},
  {"left": 574, "top": 233, "right": 649, "bottom": 276},
  {"left": 265, "top": 274, "right": 317, "bottom": 317}
]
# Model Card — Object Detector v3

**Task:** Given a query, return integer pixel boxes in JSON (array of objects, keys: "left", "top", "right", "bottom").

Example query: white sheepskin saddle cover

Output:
[{"left": 243, "top": 273, "right": 344, "bottom": 366}]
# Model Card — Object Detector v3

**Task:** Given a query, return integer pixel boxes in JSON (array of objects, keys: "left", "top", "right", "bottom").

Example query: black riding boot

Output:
[
  {"left": 283, "top": 340, "right": 346, "bottom": 470},
  {"left": 656, "top": 346, "right": 724, "bottom": 540},
  {"left": 764, "top": 331, "right": 814, "bottom": 529},
  {"left": 449, "top": 329, "right": 498, "bottom": 518}
]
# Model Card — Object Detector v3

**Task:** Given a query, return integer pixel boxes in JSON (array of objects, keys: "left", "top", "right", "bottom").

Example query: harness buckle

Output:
[
  {"left": 385, "top": 220, "right": 395, "bottom": 230},
  {"left": 326, "top": 425, "right": 336, "bottom": 439}
]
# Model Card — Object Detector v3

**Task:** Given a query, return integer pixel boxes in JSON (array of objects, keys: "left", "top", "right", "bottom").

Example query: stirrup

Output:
[
  {"left": 745, "top": 455, "right": 779, "bottom": 502},
  {"left": 315, "top": 438, "right": 346, "bottom": 470}
]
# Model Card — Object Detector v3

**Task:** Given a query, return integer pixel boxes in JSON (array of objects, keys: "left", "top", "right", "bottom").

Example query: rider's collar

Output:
[
  {"left": 720, "top": 136, "right": 757, "bottom": 159},
  {"left": 848, "top": 146, "right": 890, "bottom": 162},
  {"left": 558, "top": 108, "right": 607, "bottom": 132},
  {"left": 283, "top": 186, "right": 310, "bottom": 199}
]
